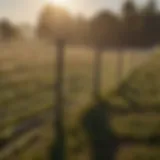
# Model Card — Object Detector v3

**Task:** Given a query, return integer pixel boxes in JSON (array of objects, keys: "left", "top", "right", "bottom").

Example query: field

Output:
[{"left": 0, "top": 39, "right": 158, "bottom": 160}]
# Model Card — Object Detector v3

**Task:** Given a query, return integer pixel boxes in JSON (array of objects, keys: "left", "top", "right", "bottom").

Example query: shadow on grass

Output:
[
  {"left": 82, "top": 100, "right": 119, "bottom": 160},
  {"left": 49, "top": 133, "right": 65, "bottom": 160},
  {"left": 49, "top": 100, "right": 119, "bottom": 160}
]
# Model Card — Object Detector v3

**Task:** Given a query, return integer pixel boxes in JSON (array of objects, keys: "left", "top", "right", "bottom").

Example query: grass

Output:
[
  {"left": 111, "top": 113, "right": 160, "bottom": 138},
  {"left": 0, "top": 39, "right": 157, "bottom": 159},
  {"left": 0, "top": 129, "right": 39, "bottom": 159},
  {"left": 117, "top": 145, "right": 160, "bottom": 160}
]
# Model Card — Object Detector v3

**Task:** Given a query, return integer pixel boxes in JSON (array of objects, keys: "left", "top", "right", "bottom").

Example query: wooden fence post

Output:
[
  {"left": 93, "top": 48, "right": 103, "bottom": 102},
  {"left": 117, "top": 49, "right": 124, "bottom": 85},
  {"left": 52, "top": 39, "right": 66, "bottom": 160}
]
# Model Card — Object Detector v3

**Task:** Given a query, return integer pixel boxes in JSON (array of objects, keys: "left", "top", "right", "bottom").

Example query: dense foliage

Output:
[{"left": 106, "top": 53, "right": 160, "bottom": 109}]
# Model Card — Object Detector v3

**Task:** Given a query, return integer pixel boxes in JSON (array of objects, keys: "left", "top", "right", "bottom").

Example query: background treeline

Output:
[
  {"left": 0, "top": 0, "right": 160, "bottom": 49},
  {"left": 37, "top": 0, "right": 160, "bottom": 49}
]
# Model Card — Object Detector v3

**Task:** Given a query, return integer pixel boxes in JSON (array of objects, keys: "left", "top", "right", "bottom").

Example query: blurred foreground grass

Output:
[{"left": 0, "top": 39, "right": 157, "bottom": 160}]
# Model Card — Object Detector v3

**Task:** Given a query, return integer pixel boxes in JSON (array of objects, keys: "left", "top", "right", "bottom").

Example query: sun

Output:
[{"left": 48, "top": 0, "right": 67, "bottom": 6}]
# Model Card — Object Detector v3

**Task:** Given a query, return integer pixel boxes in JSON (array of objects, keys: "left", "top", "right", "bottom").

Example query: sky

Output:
[{"left": 0, "top": 0, "right": 159, "bottom": 24}]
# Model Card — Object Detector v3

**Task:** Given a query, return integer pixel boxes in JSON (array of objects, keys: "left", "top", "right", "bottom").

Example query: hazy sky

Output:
[{"left": 0, "top": 0, "right": 159, "bottom": 24}]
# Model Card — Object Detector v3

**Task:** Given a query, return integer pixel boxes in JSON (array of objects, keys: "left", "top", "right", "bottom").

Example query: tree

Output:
[
  {"left": 121, "top": 0, "right": 160, "bottom": 48},
  {"left": 122, "top": 0, "right": 137, "bottom": 18},
  {"left": 121, "top": 0, "right": 141, "bottom": 48},
  {"left": 37, "top": 5, "right": 54, "bottom": 40},
  {"left": 72, "top": 15, "right": 90, "bottom": 45},
  {"left": 0, "top": 18, "right": 19, "bottom": 41},
  {"left": 37, "top": 4, "right": 73, "bottom": 42},
  {"left": 141, "top": 0, "right": 159, "bottom": 47},
  {"left": 90, "top": 11, "right": 120, "bottom": 49}
]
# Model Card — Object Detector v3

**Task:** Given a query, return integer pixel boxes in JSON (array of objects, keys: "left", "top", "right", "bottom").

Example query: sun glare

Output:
[{"left": 48, "top": 0, "right": 67, "bottom": 6}]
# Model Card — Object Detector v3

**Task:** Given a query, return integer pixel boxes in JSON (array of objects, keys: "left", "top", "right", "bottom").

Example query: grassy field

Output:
[{"left": 0, "top": 39, "right": 156, "bottom": 160}]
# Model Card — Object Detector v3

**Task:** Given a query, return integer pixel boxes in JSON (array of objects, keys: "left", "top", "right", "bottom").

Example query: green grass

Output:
[
  {"left": 111, "top": 113, "right": 160, "bottom": 138},
  {"left": 117, "top": 145, "right": 160, "bottom": 160},
  {"left": 0, "top": 129, "right": 39, "bottom": 159},
  {"left": 0, "top": 39, "right": 156, "bottom": 159}
]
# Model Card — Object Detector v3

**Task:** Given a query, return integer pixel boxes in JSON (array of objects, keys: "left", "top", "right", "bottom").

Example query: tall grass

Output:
[{"left": 0, "top": 39, "right": 153, "bottom": 159}]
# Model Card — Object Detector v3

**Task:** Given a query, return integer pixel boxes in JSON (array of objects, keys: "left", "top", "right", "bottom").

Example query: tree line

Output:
[
  {"left": 37, "top": 0, "right": 160, "bottom": 49},
  {"left": 0, "top": 0, "right": 160, "bottom": 49}
]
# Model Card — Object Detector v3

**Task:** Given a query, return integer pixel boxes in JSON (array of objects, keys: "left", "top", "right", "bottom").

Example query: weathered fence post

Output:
[
  {"left": 55, "top": 38, "right": 65, "bottom": 135},
  {"left": 117, "top": 49, "right": 124, "bottom": 85},
  {"left": 52, "top": 39, "right": 66, "bottom": 160},
  {"left": 83, "top": 47, "right": 119, "bottom": 160},
  {"left": 93, "top": 48, "right": 103, "bottom": 101}
]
